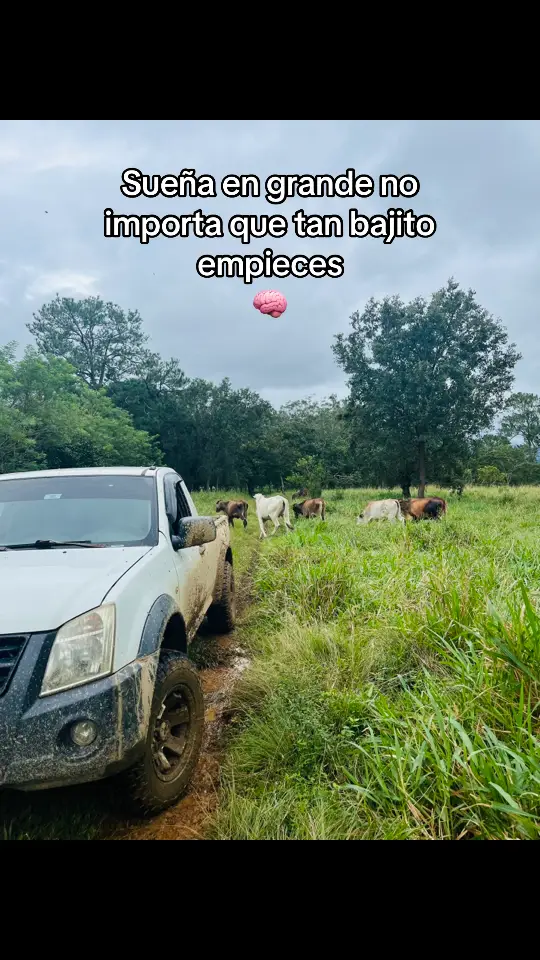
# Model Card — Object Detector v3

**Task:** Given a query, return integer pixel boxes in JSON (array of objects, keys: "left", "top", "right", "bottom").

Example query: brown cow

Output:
[
  {"left": 398, "top": 497, "right": 447, "bottom": 521},
  {"left": 293, "top": 487, "right": 309, "bottom": 499},
  {"left": 215, "top": 499, "right": 249, "bottom": 528},
  {"left": 293, "top": 498, "right": 326, "bottom": 520}
]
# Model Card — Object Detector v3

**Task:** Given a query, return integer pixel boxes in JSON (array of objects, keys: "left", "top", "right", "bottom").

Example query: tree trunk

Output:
[
  {"left": 401, "top": 483, "right": 411, "bottom": 498},
  {"left": 418, "top": 439, "right": 426, "bottom": 498}
]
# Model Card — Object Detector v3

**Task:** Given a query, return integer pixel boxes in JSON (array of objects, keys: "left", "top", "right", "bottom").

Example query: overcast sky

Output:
[{"left": 0, "top": 120, "right": 538, "bottom": 407}]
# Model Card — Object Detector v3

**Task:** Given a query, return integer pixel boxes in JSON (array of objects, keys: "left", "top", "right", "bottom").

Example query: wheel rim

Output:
[{"left": 152, "top": 684, "right": 192, "bottom": 783}]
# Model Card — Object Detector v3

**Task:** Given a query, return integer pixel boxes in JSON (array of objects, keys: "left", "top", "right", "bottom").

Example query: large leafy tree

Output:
[
  {"left": 28, "top": 295, "right": 148, "bottom": 389},
  {"left": 333, "top": 278, "right": 521, "bottom": 496}
]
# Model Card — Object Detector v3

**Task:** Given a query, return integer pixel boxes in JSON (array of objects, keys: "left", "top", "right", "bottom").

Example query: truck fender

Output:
[{"left": 138, "top": 595, "right": 187, "bottom": 658}]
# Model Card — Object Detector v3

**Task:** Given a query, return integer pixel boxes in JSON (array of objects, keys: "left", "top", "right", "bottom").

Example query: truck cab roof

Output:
[{"left": 0, "top": 466, "right": 166, "bottom": 482}]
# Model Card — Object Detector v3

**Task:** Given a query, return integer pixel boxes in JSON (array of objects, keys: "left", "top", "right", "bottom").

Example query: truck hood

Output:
[{"left": 0, "top": 546, "right": 152, "bottom": 634}]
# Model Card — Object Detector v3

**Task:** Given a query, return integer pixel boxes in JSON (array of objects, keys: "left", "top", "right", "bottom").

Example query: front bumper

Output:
[{"left": 0, "top": 630, "right": 158, "bottom": 791}]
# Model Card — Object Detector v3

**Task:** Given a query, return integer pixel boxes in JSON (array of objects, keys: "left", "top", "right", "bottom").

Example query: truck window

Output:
[
  {"left": 176, "top": 482, "right": 192, "bottom": 519},
  {"left": 163, "top": 475, "right": 178, "bottom": 529},
  {"left": 0, "top": 475, "right": 158, "bottom": 548}
]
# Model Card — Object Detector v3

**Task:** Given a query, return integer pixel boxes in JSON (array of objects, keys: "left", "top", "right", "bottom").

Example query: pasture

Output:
[
  {"left": 213, "top": 485, "right": 540, "bottom": 840},
  {"left": 2, "top": 485, "right": 540, "bottom": 840}
]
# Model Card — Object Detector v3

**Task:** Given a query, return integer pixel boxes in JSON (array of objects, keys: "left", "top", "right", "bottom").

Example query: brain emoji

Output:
[{"left": 253, "top": 290, "right": 287, "bottom": 319}]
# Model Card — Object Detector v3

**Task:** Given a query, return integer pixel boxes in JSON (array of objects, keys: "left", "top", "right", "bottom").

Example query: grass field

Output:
[
  {"left": 2, "top": 486, "right": 540, "bottom": 840},
  {"left": 213, "top": 486, "right": 540, "bottom": 840}
]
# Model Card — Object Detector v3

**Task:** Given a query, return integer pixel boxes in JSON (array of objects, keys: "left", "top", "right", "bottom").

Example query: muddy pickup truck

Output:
[{"left": 0, "top": 466, "right": 235, "bottom": 815}]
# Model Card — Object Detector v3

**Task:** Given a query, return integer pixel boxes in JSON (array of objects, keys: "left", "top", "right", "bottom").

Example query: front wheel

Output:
[
  {"left": 123, "top": 650, "right": 204, "bottom": 816},
  {"left": 206, "top": 560, "right": 236, "bottom": 633}
]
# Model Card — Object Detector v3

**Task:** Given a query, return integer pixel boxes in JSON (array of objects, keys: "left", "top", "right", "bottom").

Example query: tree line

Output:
[{"left": 1, "top": 279, "right": 538, "bottom": 494}]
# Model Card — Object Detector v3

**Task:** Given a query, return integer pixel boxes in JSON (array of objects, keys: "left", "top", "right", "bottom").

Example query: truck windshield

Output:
[{"left": 0, "top": 475, "right": 158, "bottom": 548}]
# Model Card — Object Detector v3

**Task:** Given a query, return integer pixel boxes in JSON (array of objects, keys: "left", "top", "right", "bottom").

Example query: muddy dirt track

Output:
[{"left": 117, "top": 636, "right": 249, "bottom": 840}]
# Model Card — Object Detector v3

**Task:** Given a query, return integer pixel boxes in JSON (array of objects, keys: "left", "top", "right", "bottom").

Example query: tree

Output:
[
  {"left": 477, "top": 465, "right": 508, "bottom": 485},
  {"left": 501, "top": 392, "right": 540, "bottom": 456},
  {"left": 28, "top": 295, "right": 148, "bottom": 389},
  {"left": 108, "top": 353, "right": 190, "bottom": 466},
  {"left": 0, "top": 403, "right": 41, "bottom": 474},
  {"left": 0, "top": 344, "right": 41, "bottom": 473},
  {"left": 112, "top": 361, "right": 278, "bottom": 490},
  {"left": 286, "top": 456, "right": 327, "bottom": 497},
  {"left": 333, "top": 278, "right": 521, "bottom": 497},
  {"left": 275, "top": 396, "right": 354, "bottom": 487},
  {"left": 471, "top": 434, "right": 540, "bottom": 485},
  {"left": 0, "top": 345, "right": 161, "bottom": 471}
]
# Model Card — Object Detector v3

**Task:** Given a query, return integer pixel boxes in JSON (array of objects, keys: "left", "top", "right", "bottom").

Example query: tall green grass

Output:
[{"left": 214, "top": 486, "right": 540, "bottom": 840}]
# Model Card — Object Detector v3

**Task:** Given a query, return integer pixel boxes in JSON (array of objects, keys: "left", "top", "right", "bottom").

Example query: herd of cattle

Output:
[{"left": 215, "top": 492, "right": 447, "bottom": 539}]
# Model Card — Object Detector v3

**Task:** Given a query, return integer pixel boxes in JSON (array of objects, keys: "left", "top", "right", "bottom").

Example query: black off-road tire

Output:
[
  {"left": 123, "top": 650, "right": 204, "bottom": 817},
  {"left": 206, "top": 560, "right": 236, "bottom": 634}
]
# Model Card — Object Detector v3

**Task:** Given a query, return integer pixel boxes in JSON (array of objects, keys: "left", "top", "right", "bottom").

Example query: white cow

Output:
[
  {"left": 356, "top": 499, "right": 404, "bottom": 525},
  {"left": 253, "top": 493, "right": 293, "bottom": 539}
]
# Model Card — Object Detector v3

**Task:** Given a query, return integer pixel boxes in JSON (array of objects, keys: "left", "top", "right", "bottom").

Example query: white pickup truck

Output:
[{"left": 0, "top": 466, "right": 235, "bottom": 815}]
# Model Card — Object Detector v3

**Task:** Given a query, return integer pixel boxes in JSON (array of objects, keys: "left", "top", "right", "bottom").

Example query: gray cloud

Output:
[{"left": 0, "top": 119, "right": 538, "bottom": 407}]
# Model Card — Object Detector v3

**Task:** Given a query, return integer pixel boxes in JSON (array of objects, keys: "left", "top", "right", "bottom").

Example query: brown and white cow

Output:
[
  {"left": 293, "top": 498, "right": 326, "bottom": 520},
  {"left": 215, "top": 499, "right": 249, "bottom": 528},
  {"left": 398, "top": 497, "right": 447, "bottom": 521}
]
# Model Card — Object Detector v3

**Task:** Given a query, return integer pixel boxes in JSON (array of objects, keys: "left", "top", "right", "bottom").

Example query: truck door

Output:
[
  {"left": 175, "top": 480, "right": 217, "bottom": 615},
  {"left": 163, "top": 475, "right": 214, "bottom": 635}
]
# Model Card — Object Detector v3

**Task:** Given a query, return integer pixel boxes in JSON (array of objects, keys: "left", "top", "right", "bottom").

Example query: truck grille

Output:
[{"left": 0, "top": 634, "right": 29, "bottom": 696}]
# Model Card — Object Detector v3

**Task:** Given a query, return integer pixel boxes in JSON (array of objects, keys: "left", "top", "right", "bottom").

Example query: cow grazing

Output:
[
  {"left": 293, "top": 498, "right": 326, "bottom": 520},
  {"left": 215, "top": 499, "right": 249, "bottom": 529},
  {"left": 398, "top": 497, "right": 447, "bottom": 521},
  {"left": 357, "top": 499, "right": 404, "bottom": 525},
  {"left": 253, "top": 493, "right": 293, "bottom": 539},
  {"left": 293, "top": 487, "right": 309, "bottom": 500}
]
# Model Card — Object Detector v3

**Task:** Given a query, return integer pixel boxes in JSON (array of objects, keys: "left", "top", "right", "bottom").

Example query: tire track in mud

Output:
[{"left": 115, "top": 554, "right": 256, "bottom": 841}]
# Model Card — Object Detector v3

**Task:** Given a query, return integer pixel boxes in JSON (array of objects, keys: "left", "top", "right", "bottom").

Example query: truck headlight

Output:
[{"left": 41, "top": 604, "right": 116, "bottom": 696}]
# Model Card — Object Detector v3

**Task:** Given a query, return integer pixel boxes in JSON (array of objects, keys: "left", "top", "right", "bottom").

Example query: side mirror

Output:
[{"left": 171, "top": 516, "right": 217, "bottom": 551}]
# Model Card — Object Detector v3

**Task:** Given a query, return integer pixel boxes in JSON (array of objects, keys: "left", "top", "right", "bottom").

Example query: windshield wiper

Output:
[{"left": 1, "top": 540, "right": 103, "bottom": 550}]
